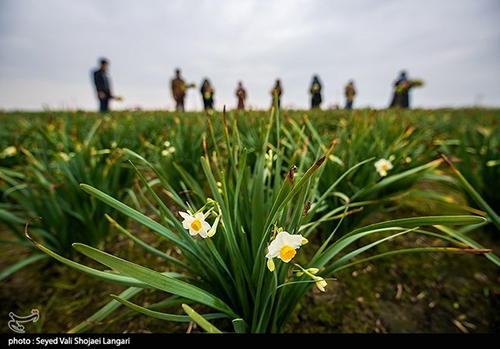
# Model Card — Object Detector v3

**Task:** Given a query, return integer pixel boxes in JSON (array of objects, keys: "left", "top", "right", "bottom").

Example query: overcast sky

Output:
[{"left": 0, "top": 0, "right": 499, "bottom": 111}]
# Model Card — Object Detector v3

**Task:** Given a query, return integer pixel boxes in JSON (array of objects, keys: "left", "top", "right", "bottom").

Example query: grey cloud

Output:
[{"left": 0, "top": 0, "right": 499, "bottom": 111}]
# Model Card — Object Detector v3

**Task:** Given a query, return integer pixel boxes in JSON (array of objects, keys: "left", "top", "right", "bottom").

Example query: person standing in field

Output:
[
  {"left": 390, "top": 71, "right": 410, "bottom": 108},
  {"left": 171, "top": 69, "right": 187, "bottom": 111},
  {"left": 310, "top": 75, "right": 322, "bottom": 109},
  {"left": 270, "top": 79, "right": 283, "bottom": 108},
  {"left": 236, "top": 81, "right": 247, "bottom": 110},
  {"left": 344, "top": 80, "right": 356, "bottom": 110},
  {"left": 200, "top": 79, "right": 214, "bottom": 110},
  {"left": 93, "top": 58, "right": 114, "bottom": 113}
]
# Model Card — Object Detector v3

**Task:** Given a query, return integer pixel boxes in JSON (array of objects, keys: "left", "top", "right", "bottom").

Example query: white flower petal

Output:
[
  {"left": 267, "top": 239, "right": 283, "bottom": 257},
  {"left": 266, "top": 231, "right": 306, "bottom": 261},
  {"left": 199, "top": 228, "right": 208, "bottom": 238},
  {"left": 179, "top": 211, "right": 192, "bottom": 220},
  {"left": 275, "top": 231, "right": 289, "bottom": 245},
  {"left": 283, "top": 233, "right": 304, "bottom": 249},
  {"left": 202, "top": 221, "right": 211, "bottom": 232},
  {"left": 265, "top": 249, "right": 279, "bottom": 259},
  {"left": 182, "top": 216, "right": 194, "bottom": 229}
]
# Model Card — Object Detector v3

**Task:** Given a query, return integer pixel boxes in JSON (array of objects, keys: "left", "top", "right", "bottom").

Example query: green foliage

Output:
[{"left": 0, "top": 108, "right": 498, "bottom": 332}]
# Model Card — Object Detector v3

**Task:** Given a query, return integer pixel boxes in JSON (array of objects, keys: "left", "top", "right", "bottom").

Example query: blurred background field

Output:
[{"left": 0, "top": 108, "right": 498, "bottom": 333}]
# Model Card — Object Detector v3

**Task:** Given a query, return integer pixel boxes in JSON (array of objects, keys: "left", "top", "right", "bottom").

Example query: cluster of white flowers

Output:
[
  {"left": 178, "top": 206, "right": 327, "bottom": 291},
  {"left": 162, "top": 140, "right": 176, "bottom": 157}
]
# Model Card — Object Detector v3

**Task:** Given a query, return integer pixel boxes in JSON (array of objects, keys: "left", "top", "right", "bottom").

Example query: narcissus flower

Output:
[
  {"left": 374, "top": 158, "right": 393, "bottom": 177},
  {"left": 2, "top": 146, "right": 17, "bottom": 157},
  {"left": 314, "top": 276, "right": 328, "bottom": 292},
  {"left": 58, "top": 152, "right": 70, "bottom": 162},
  {"left": 266, "top": 231, "right": 307, "bottom": 271},
  {"left": 179, "top": 211, "right": 211, "bottom": 238},
  {"left": 295, "top": 264, "right": 329, "bottom": 292}
]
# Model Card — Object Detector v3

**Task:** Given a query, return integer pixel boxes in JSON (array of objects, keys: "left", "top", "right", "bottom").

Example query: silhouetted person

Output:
[
  {"left": 200, "top": 79, "right": 214, "bottom": 110},
  {"left": 310, "top": 75, "right": 322, "bottom": 109},
  {"left": 171, "top": 69, "right": 187, "bottom": 111},
  {"left": 93, "top": 58, "right": 114, "bottom": 112},
  {"left": 236, "top": 81, "right": 247, "bottom": 110},
  {"left": 390, "top": 71, "right": 410, "bottom": 108},
  {"left": 344, "top": 80, "right": 356, "bottom": 109},
  {"left": 270, "top": 79, "right": 283, "bottom": 108}
]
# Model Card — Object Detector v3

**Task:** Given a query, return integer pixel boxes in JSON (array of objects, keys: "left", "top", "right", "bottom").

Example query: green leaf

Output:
[
  {"left": 313, "top": 216, "right": 486, "bottom": 268},
  {"left": 348, "top": 215, "right": 486, "bottom": 237},
  {"left": 123, "top": 148, "right": 186, "bottom": 207},
  {"left": 322, "top": 229, "right": 418, "bottom": 275},
  {"left": 435, "top": 225, "right": 500, "bottom": 267},
  {"left": 80, "top": 184, "right": 188, "bottom": 250},
  {"left": 232, "top": 318, "right": 247, "bottom": 333},
  {"left": 0, "top": 254, "right": 49, "bottom": 281},
  {"left": 331, "top": 247, "right": 495, "bottom": 274},
  {"left": 29, "top": 239, "right": 150, "bottom": 288},
  {"left": 442, "top": 156, "right": 500, "bottom": 231},
  {"left": 182, "top": 304, "right": 223, "bottom": 333},
  {"left": 72, "top": 243, "right": 238, "bottom": 317},
  {"left": 111, "top": 295, "right": 227, "bottom": 323},
  {"left": 352, "top": 159, "right": 441, "bottom": 200},
  {"left": 69, "top": 287, "right": 143, "bottom": 333},
  {"left": 309, "top": 158, "right": 374, "bottom": 218},
  {"left": 105, "top": 214, "right": 195, "bottom": 273}
]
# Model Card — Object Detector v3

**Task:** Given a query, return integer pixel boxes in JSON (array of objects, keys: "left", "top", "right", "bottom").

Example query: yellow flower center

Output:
[
  {"left": 381, "top": 163, "right": 388, "bottom": 170},
  {"left": 191, "top": 219, "right": 202, "bottom": 231},
  {"left": 280, "top": 245, "right": 296, "bottom": 261}
]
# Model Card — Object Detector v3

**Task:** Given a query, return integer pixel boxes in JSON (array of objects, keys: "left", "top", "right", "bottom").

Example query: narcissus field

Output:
[{"left": 0, "top": 107, "right": 499, "bottom": 333}]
